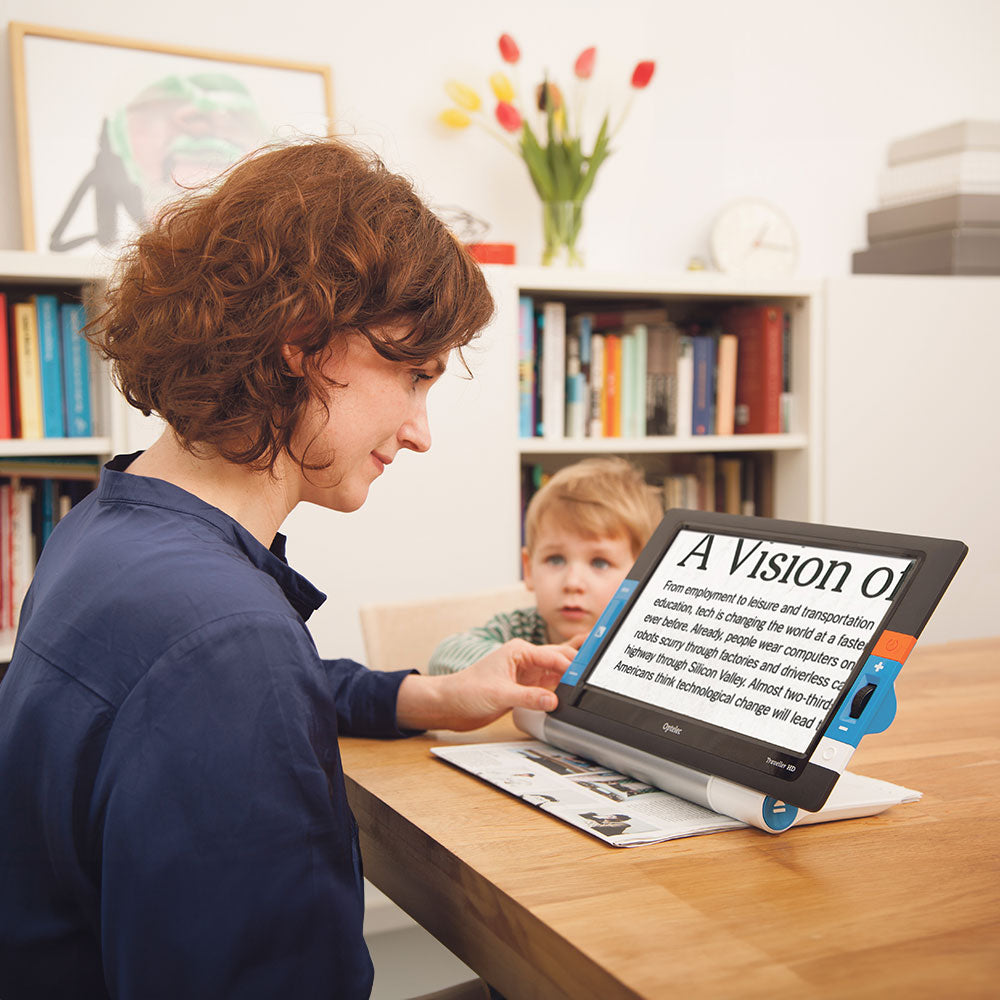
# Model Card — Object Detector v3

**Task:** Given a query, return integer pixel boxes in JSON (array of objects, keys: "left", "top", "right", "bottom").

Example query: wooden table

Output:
[{"left": 342, "top": 638, "right": 1000, "bottom": 998}]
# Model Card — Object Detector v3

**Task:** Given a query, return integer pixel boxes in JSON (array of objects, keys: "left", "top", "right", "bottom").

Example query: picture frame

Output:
[{"left": 9, "top": 22, "right": 334, "bottom": 254}]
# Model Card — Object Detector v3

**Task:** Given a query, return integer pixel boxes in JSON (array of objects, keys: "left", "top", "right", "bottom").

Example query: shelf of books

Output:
[
  {"left": 483, "top": 266, "right": 822, "bottom": 548},
  {"left": 0, "top": 251, "right": 110, "bottom": 662}
]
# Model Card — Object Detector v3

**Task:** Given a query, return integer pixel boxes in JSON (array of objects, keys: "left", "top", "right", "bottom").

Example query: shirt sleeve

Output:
[
  {"left": 322, "top": 657, "right": 415, "bottom": 737},
  {"left": 91, "top": 613, "right": 378, "bottom": 999},
  {"left": 427, "top": 607, "right": 543, "bottom": 674}
]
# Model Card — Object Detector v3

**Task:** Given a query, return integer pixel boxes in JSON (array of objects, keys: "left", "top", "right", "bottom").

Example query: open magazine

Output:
[{"left": 431, "top": 739, "right": 921, "bottom": 848}]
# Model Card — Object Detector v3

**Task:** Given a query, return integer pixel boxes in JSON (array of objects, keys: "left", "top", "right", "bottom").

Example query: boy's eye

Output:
[
  {"left": 543, "top": 554, "right": 566, "bottom": 567},
  {"left": 591, "top": 557, "right": 612, "bottom": 570}
]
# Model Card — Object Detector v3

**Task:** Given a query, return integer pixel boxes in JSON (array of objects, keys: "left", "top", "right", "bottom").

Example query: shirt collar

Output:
[{"left": 100, "top": 453, "right": 327, "bottom": 621}]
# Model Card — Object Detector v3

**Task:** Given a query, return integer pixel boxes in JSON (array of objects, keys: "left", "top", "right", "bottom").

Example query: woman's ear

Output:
[
  {"left": 282, "top": 342, "right": 305, "bottom": 376},
  {"left": 521, "top": 547, "right": 535, "bottom": 592}
]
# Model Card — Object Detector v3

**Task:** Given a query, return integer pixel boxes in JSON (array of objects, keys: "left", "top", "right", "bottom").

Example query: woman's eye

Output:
[{"left": 410, "top": 370, "right": 433, "bottom": 386}]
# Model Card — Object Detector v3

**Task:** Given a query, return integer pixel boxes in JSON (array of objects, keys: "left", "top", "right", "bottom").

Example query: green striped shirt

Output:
[{"left": 427, "top": 607, "right": 549, "bottom": 674}]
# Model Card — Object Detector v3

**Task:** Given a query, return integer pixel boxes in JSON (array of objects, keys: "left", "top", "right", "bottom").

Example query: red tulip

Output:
[
  {"left": 495, "top": 100, "right": 523, "bottom": 133},
  {"left": 498, "top": 33, "right": 520, "bottom": 64},
  {"left": 631, "top": 60, "right": 655, "bottom": 88},
  {"left": 574, "top": 46, "right": 597, "bottom": 79}
]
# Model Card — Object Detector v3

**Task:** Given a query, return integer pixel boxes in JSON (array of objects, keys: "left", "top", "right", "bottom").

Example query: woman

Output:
[{"left": 0, "top": 139, "right": 573, "bottom": 999}]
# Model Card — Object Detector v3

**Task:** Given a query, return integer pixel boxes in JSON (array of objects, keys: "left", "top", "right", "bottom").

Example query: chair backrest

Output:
[{"left": 359, "top": 582, "right": 533, "bottom": 671}]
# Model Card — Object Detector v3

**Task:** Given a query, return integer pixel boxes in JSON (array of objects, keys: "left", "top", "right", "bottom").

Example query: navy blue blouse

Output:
[{"left": 0, "top": 455, "right": 413, "bottom": 999}]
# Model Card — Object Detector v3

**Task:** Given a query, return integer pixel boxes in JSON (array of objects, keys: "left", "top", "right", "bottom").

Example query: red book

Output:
[
  {"left": 0, "top": 294, "right": 11, "bottom": 438},
  {"left": 724, "top": 305, "right": 784, "bottom": 434}
]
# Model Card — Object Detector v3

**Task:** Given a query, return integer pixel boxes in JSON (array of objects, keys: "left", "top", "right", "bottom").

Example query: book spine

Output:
[
  {"left": 35, "top": 294, "right": 66, "bottom": 438},
  {"left": 629, "top": 323, "right": 648, "bottom": 439},
  {"left": 13, "top": 303, "right": 44, "bottom": 439},
  {"left": 533, "top": 307, "right": 544, "bottom": 436},
  {"left": 517, "top": 296, "right": 535, "bottom": 438},
  {"left": 604, "top": 334, "right": 622, "bottom": 437},
  {"left": 691, "top": 334, "right": 716, "bottom": 435},
  {"left": 694, "top": 454, "right": 716, "bottom": 511},
  {"left": 619, "top": 330, "right": 635, "bottom": 439},
  {"left": 781, "top": 310, "right": 792, "bottom": 433},
  {"left": 729, "top": 306, "right": 783, "bottom": 434},
  {"left": 740, "top": 457, "right": 757, "bottom": 516},
  {"left": 718, "top": 457, "right": 742, "bottom": 514},
  {"left": 588, "top": 333, "right": 605, "bottom": 438},
  {"left": 576, "top": 313, "right": 592, "bottom": 438},
  {"left": 60, "top": 303, "right": 93, "bottom": 437},
  {"left": 645, "top": 322, "right": 678, "bottom": 437},
  {"left": 0, "top": 294, "right": 11, "bottom": 439},
  {"left": 10, "top": 480, "right": 35, "bottom": 628},
  {"left": 0, "top": 482, "right": 9, "bottom": 630},
  {"left": 564, "top": 327, "right": 586, "bottom": 439},
  {"left": 674, "top": 337, "right": 693, "bottom": 438},
  {"left": 714, "top": 333, "right": 738, "bottom": 436},
  {"left": 541, "top": 301, "right": 566, "bottom": 439}
]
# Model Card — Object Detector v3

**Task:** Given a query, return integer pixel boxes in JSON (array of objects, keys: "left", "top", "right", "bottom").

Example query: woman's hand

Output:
[{"left": 395, "top": 638, "right": 579, "bottom": 732}]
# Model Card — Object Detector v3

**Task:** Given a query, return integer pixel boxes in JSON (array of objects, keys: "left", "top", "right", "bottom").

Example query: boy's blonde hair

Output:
[{"left": 524, "top": 457, "right": 664, "bottom": 557}]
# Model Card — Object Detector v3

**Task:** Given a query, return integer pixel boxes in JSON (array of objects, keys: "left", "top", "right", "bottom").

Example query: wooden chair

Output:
[{"left": 359, "top": 583, "right": 532, "bottom": 671}]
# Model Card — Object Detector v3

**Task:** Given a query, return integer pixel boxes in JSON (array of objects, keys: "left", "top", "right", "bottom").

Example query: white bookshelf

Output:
[
  {"left": 481, "top": 265, "right": 824, "bottom": 552},
  {"left": 517, "top": 433, "right": 809, "bottom": 455},
  {"left": 0, "top": 250, "right": 117, "bottom": 661}
]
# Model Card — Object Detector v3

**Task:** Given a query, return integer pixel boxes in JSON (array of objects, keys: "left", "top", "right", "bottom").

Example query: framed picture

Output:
[{"left": 9, "top": 22, "right": 334, "bottom": 254}]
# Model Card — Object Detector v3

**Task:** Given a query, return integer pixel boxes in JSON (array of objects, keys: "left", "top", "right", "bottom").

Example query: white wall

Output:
[
  {"left": 823, "top": 276, "right": 1000, "bottom": 645},
  {"left": 2, "top": 1, "right": 999, "bottom": 272},
  {"left": 2, "top": 0, "right": 998, "bottom": 658}
]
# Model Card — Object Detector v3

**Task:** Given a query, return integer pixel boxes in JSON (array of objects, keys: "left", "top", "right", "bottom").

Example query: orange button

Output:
[{"left": 872, "top": 630, "right": 916, "bottom": 662}]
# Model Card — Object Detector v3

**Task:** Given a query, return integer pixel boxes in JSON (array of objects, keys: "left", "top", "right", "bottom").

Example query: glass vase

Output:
[{"left": 541, "top": 200, "right": 585, "bottom": 267}]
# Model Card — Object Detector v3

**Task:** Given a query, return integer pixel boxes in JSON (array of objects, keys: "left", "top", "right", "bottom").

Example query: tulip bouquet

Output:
[{"left": 440, "top": 34, "right": 655, "bottom": 265}]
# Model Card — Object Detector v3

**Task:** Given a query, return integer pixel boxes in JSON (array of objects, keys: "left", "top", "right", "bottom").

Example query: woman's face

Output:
[{"left": 292, "top": 328, "right": 448, "bottom": 512}]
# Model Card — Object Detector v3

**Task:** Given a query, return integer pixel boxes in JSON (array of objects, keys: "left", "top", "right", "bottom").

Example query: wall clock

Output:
[{"left": 710, "top": 199, "right": 799, "bottom": 277}]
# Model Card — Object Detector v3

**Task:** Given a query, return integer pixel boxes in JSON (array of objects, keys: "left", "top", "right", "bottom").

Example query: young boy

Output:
[{"left": 428, "top": 457, "right": 664, "bottom": 674}]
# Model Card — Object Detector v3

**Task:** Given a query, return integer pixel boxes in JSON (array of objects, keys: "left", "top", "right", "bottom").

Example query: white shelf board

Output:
[
  {"left": 0, "top": 438, "right": 112, "bottom": 457},
  {"left": 517, "top": 433, "right": 807, "bottom": 456},
  {"left": 0, "top": 249, "right": 110, "bottom": 283},
  {"left": 485, "top": 264, "right": 819, "bottom": 300}
]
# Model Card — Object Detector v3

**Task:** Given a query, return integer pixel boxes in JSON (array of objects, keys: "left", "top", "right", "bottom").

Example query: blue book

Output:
[
  {"left": 39, "top": 478, "right": 56, "bottom": 548},
  {"left": 517, "top": 295, "right": 535, "bottom": 438},
  {"left": 34, "top": 294, "right": 65, "bottom": 437},
  {"left": 59, "top": 303, "right": 93, "bottom": 437},
  {"left": 691, "top": 333, "right": 716, "bottom": 435}
]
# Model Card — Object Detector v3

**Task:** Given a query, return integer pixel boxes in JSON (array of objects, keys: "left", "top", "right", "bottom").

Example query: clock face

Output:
[{"left": 710, "top": 199, "right": 798, "bottom": 277}]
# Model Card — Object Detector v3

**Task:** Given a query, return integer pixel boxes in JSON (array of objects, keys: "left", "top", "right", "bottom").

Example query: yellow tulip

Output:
[
  {"left": 444, "top": 80, "right": 481, "bottom": 111},
  {"left": 489, "top": 72, "right": 515, "bottom": 103},
  {"left": 439, "top": 108, "right": 472, "bottom": 129}
]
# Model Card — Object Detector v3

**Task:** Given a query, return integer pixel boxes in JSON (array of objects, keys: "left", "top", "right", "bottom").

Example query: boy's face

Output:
[{"left": 522, "top": 518, "right": 636, "bottom": 645}]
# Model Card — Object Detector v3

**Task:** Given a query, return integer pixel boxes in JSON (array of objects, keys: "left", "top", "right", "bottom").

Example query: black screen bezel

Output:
[{"left": 549, "top": 510, "right": 966, "bottom": 808}]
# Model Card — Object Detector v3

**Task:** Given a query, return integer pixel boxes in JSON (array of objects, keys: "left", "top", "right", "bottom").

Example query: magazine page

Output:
[{"left": 431, "top": 740, "right": 745, "bottom": 847}]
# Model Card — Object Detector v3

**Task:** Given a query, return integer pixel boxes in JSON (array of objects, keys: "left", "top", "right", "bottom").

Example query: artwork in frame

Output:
[{"left": 9, "top": 22, "right": 334, "bottom": 254}]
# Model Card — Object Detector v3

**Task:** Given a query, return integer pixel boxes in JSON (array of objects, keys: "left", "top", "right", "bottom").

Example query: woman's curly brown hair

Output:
[{"left": 88, "top": 137, "right": 494, "bottom": 473}]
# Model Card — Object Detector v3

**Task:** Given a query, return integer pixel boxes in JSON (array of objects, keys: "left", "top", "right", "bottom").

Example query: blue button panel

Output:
[
  {"left": 822, "top": 653, "right": 902, "bottom": 748},
  {"left": 762, "top": 796, "right": 799, "bottom": 831},
  {"left": 559, "top": 579, "right": 638, "bottom": 687}
]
